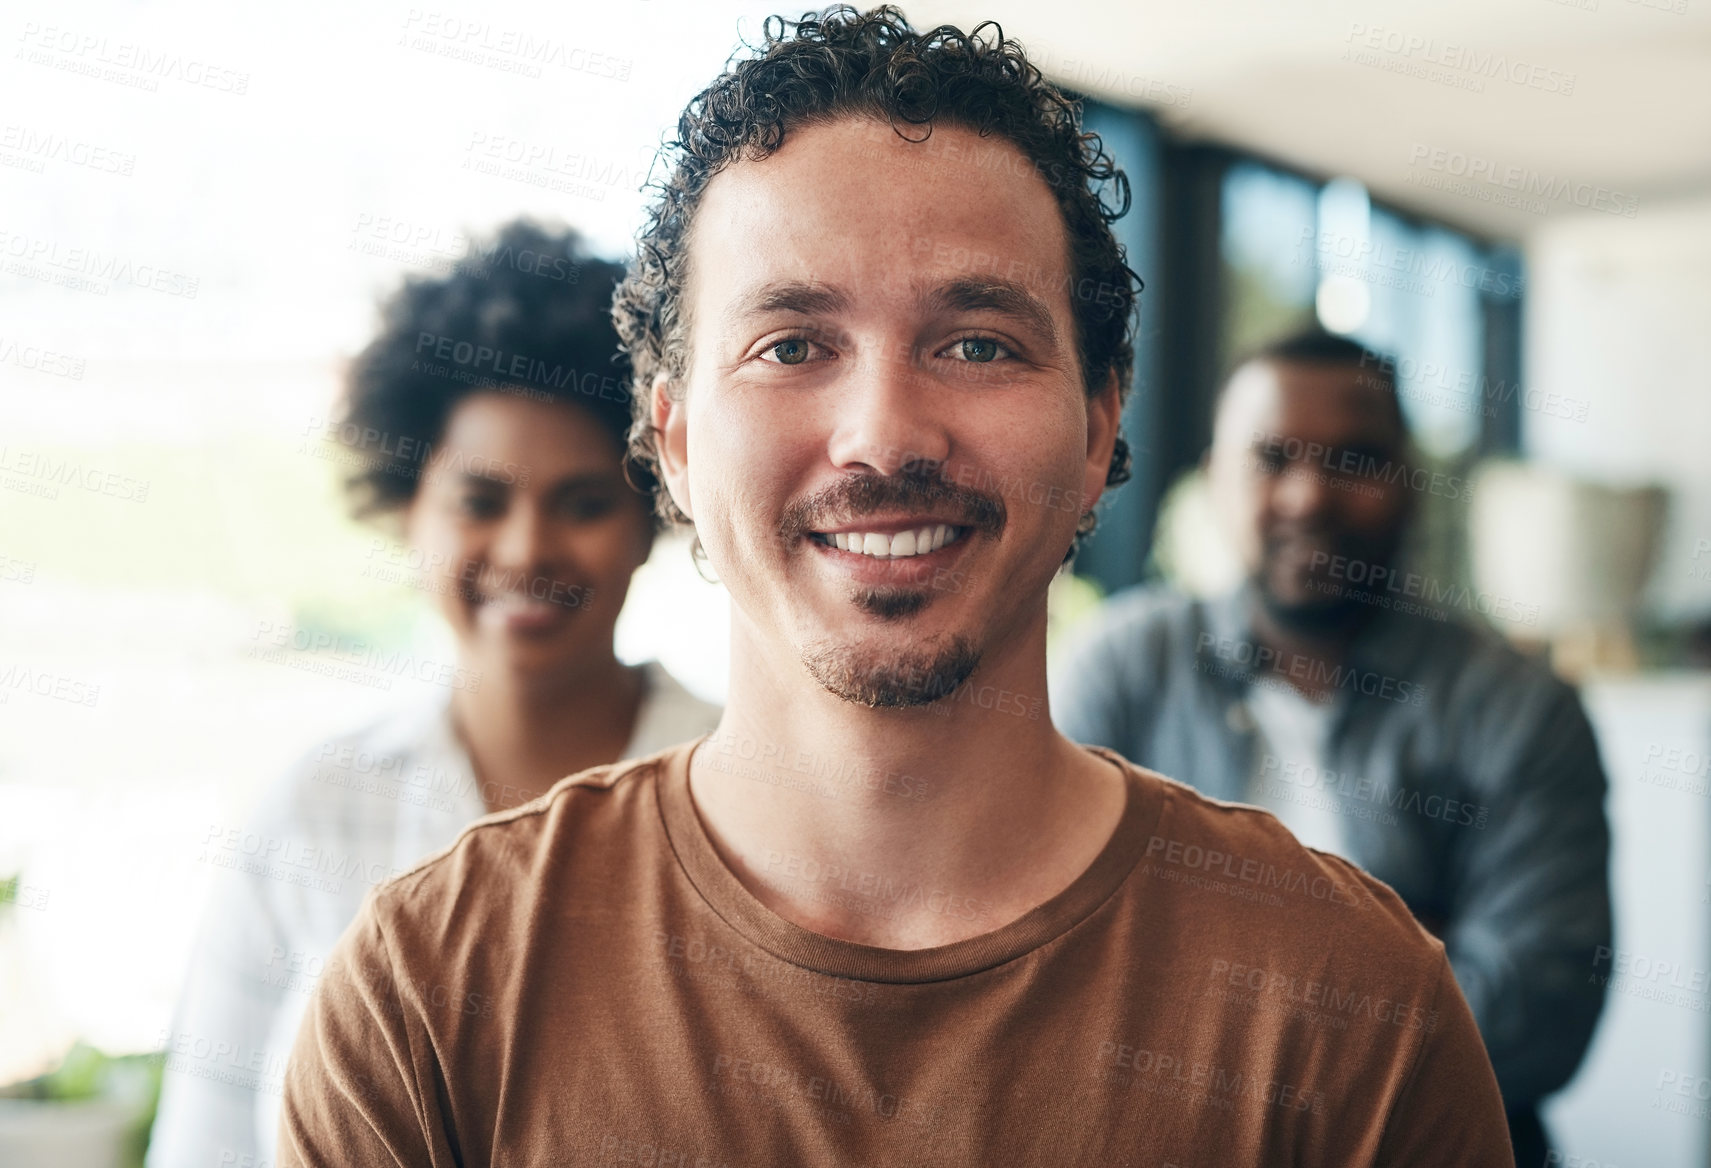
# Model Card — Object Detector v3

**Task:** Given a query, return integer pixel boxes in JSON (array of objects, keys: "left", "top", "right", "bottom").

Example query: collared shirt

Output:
[
  {"left": 146, "top": 661, "right": 721, "bottom": 1168},
  {"left": 1051, "top": 585, "right": 1612, "bottom": 1109}
]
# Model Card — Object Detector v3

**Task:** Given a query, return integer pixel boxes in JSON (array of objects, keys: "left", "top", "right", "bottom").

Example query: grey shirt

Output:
[{"left": 1051, "top": 584, "right": 1612, "bottom": 1108}]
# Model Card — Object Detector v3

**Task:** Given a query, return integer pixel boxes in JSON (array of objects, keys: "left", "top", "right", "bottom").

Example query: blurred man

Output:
[
  {"left": 1055, "top": 329, "right": 1612, "bottom": 1163},
  {"left": 280, "top": 10, "right": 1513, "bottom": 1164}
]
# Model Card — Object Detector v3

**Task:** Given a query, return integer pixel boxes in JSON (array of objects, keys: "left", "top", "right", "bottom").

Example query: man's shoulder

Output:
[
  {"left": 1388, "top": 609, "right": 1584, "bottom": 731},
  {"left": 367, "top": 741, "right": 689, "bottom": 924},
  {"left": 1109, "top": 750, "right": 1449, "bottom": 987}
]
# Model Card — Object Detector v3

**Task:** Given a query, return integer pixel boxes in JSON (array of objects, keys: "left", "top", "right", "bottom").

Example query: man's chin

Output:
[
  {"left": 849, "top": 584, "right": 934, "bottom": 620},
  {"left": 800, "top": 633, "right": 980, "bottom": 709},
  {"left": 1256, "top": 575, "right": 1361, "bottom": 635}
]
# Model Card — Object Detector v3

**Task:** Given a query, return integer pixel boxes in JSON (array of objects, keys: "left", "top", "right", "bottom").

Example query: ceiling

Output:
[{"left": 914, "top": 0, "right": 1711, "bottom": 241}]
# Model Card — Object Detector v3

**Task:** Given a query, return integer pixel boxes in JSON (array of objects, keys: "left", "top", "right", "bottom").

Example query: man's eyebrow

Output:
[
  {"left": 732, "top": 280, "right": 851, "bottom": 319},
  {"left": 925, "top": 278, "right": 1059, "bottom": 345}
]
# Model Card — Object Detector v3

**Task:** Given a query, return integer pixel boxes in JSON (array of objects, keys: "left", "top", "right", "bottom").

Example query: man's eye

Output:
[
  {"left": 948, "top": 337, "right": 1008, "bottom": 363},
  {"left": 458, "top": 494, "right": 504, "bottom": 518},
  {"left": 762, "top": 338, "right": 818, "bottom": 365}
]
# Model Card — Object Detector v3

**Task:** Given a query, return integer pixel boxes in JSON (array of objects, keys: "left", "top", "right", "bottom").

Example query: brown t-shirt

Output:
[{"left": 279, "top": 739, "right": 1513, "bottom": 1167}]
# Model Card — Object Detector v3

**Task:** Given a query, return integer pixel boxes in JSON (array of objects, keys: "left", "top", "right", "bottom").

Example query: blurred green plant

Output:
[{"left": 0, "top": 1042, "right": 161, "bottom": 1168}]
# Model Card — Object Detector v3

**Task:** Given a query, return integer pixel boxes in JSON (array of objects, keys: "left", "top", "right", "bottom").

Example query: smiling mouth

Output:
[{"left": 810, "top": 524, "right": 966, "bottom": 559}]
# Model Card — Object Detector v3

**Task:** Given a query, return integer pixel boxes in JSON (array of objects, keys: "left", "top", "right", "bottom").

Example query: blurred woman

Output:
[{"left": 146, "top": 221, "right": 720, "bottom": 1166}]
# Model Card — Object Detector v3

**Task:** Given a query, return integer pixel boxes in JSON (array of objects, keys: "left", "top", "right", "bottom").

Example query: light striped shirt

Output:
[{"left": 146, "top": 661, "right": 720, "bottom": 1167}]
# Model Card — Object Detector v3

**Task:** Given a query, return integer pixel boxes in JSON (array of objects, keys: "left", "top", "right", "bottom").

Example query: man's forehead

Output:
[
  {"left": 1218, "top": 359, "right": 1403, "bottom": 442},
  {"left": 687, "top": 116, "right": 1073, "bottom": 301}
]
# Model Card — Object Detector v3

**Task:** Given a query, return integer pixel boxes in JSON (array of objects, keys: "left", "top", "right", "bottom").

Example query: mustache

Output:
[{"left": 778, "top": 466, "right": 1007, "bottom": 543}]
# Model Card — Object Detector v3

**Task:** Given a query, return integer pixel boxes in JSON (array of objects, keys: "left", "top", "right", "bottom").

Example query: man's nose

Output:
[
  {"left": 823, "top": 349, "right": 952, "bottom": 475},
  {"left": 1272, "top": 460, "right": 1337, "bottom": 518}
]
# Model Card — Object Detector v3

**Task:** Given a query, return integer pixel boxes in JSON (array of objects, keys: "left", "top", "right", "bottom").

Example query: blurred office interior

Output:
[{"left": 0, "top": 0, "right": 1707, "bottom": 1163}]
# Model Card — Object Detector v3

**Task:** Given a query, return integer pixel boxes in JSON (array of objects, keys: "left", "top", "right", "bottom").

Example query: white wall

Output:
[{"left": 1524, "top": 197, "right": 1711, "bottom": 620}]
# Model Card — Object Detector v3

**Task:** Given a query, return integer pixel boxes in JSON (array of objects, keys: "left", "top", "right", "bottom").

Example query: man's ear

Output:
[
  {"left": 651, "top": 373, "right": 692, "bottom": 521},
  {"left": 1080, "top": 369, "right": 1123, "bottom": 511}
]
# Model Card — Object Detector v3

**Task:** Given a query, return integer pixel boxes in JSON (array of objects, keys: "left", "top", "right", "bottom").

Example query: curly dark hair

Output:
[
  {"left": 334, "top": 219, "right": 647, "bottom": 524},
  {"left": 612, "top": 4, "right": 1139, "bottom": 549}
]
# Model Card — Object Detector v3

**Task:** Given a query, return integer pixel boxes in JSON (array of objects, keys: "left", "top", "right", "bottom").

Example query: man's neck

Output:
[
  {"left": 1247, "top": 597, "right": 1362, "bottom": 704},
  {"left": 451, "top": 654, "right": 643, "bottom": 813},
  {"left": 687, "top": 610, "right": 1126, "bottom": 950}
]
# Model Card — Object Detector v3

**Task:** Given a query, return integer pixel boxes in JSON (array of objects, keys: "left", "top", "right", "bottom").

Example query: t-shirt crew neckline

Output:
[{"left": 656, "top": 737, "right": 1162, "bottom": 985}]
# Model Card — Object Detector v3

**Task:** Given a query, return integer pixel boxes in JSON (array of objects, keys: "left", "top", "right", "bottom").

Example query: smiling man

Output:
[{"left": 279, "top": 8, "right": 1514, "bottom": 1165}]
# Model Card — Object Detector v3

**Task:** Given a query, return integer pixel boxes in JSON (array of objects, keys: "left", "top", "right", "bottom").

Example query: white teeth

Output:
[
  {"left": 823, "top": 527, "right": 961, "bottom": 558},
  {"left": 486, "top": 593, "right": 554, "bottom": 609}
]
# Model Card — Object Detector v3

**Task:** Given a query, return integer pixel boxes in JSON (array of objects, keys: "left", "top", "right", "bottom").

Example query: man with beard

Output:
[
  {"left": 279, "top": 10, "right": 1513, "bottom": 1165},
  {"left": 1054, "top": 329, "right": 1612, "bottom": 1163}
]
